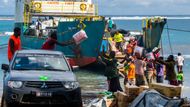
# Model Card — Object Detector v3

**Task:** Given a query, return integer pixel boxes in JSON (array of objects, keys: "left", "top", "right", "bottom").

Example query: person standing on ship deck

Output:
[
  {"left": 107, "top": 17, "right": 114, "bottom": 31},
  {"left": 36, "top": 18, "right": 42, "bottom": 37},
  {"left": 113, "top": 31, "right": 124, "bottom": 52},
  {"left": 41, "top": 31, "right": 74, "bottom": 50},
  {"left": 7, "top": 27, "right": 21, "bottom": 62}
]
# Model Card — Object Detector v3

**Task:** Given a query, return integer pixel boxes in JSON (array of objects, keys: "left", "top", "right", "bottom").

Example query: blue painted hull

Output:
[{"left": 16, "top": 20, "right": 105, "bottom": 66}]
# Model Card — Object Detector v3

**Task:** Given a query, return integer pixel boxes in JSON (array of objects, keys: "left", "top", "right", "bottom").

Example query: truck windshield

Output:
[{"left": 12, "top": 54, "right": 70, "bottom": 71}]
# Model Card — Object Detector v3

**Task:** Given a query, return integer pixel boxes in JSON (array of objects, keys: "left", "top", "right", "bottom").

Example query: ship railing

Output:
[
  {"left": 23, "top": 27, "right": 57, "bottom": 39},
  {"left": 24, "top": 27, "right": 78, "bottom": 39},
  {"left": 30, "top": 12, "right": 102, "bottom": 18},
  {"left": 129, "top": 30, "right": 143, "bottom": 36},
  {"left": 30, "top": 13, "right": 105, "bottom": 21}
]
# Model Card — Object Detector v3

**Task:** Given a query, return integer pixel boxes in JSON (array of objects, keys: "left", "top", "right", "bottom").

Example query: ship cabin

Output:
[{"left": 15, "top": 0, "right": 104, "bottom": 38}]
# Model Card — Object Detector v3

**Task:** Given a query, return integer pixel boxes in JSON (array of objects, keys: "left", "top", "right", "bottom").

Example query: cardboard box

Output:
[
  {"left": 149, "top": 83, "right": 181, "bottom": 98},
  {"left": 115, "top": 91, "right": 128, "bottom": 102},
  {"left": 181, "top": 104, "right": 190, "bottom": 107},
  {"left": 139, "top": 85, "right": 149, "bottom": 93},
  {"left": 106, "top": 98, "right": 117, "bottom": 107},
  {"left": 114, "top": 91, "right": 136, "bottom": 107},
  {"left": 118, "top": 102, "right": 129, "bottom": 107},
  {"left": 125, "top": 85, "right": 140, "bottom": 96}
]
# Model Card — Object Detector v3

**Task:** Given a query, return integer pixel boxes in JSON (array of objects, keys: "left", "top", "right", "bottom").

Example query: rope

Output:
[
  {"left": 160, "top": 28, "right": 164, "bottom": 56},
  {"left": 58, "top": 21, "right": 86, "bottom": 35},
  {"left": 58, "top": 27, "right": 78, "bottom": 35},
  {"left": 165, "top": 28, "right": 190, "bottom": 33},
  {"left": 166, "top": 23, "right": 173, "bottom": 55},
  {"left": 158, "top": 22, "right": 164, "bottom": 56}
]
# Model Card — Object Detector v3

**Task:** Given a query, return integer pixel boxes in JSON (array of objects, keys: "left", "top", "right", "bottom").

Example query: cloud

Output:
[
  {"left": 0, "top": 0, "right": 190, "bottom": 15},
  {"left": 3, "top": 0, "right": 8, "bottom": 4},
  {"left": 0, "top": 0, "right": 14, "bottom": 15},
  {"left": 97, "top": 0, "right": 190, "bottom": 15}
]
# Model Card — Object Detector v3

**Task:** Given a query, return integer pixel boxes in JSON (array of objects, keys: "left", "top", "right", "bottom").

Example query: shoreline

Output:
[{"left": 0, "top": 18, "right": 14, "bottom": 21}]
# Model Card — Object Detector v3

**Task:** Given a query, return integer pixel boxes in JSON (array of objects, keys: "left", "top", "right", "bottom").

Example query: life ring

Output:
[
  {"left": 80, "top": 4, "right": 87, "bottom": 11},
  {"left": 34, "top": 2, "right": 42, "bottom": 11}
]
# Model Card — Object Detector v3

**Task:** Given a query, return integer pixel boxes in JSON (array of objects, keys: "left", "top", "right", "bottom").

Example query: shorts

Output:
[
  {"left": 135, "top": 74, "right": 145, "bottom": 86},
  {"left": 128, "top": 78, "right": 136, "bottom": 86}
]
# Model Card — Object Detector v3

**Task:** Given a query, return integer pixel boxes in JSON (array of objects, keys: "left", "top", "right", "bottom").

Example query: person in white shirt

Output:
[{"left": 176, "top": 53, "right": 184, "bottom": 72}]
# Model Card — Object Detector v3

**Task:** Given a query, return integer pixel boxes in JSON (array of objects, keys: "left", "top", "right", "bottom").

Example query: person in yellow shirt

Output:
[{"left": 113, "top": 31, "right": 124, "bottom": 52}]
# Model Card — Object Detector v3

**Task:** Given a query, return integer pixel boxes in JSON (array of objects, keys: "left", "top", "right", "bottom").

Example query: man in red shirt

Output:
[
  {"left": 8, "top": 27, "right": 21, "bottom": 62},
  {"left": 41, "top": 31, "right": 74, "bottom": 50}
]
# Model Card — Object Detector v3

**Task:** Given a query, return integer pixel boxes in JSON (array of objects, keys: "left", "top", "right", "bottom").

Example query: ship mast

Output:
[{"left": 23, "top": 0, "right": 33, "bottom": 29}]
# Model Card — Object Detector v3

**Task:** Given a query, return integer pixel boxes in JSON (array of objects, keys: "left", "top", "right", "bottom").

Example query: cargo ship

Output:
[{"left": 15, "top": 0, "right": 105, "bottom": 67}]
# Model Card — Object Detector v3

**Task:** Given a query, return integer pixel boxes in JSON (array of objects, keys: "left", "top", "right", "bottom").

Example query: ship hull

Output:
[{"left": 16, "top": 21, "right": 105, "bottom": 67}]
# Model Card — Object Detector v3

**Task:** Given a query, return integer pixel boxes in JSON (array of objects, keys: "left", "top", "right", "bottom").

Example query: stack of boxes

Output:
[
  {"left": 113, "top": 85, "right": 142, "bottom": 107},
  {"left": 105, "top": 98, "right": 117, "bottom": 107},
  {"left": 112, "top": 83, "right": 182, "bottom": 107},
  {"left": 125, "top": 85, "right": 141, "bottom": 101},
  {"left": 149, "top": 83, "right": 182, "bottom": 98}
]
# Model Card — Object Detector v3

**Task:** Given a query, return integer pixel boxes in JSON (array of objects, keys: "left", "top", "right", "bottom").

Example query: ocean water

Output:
[
  {"left": 0, "top": 20, "right": 14, "bottom": 33},
  {"left": 0, "top": 16, "right": 190, "bottom": 97}
]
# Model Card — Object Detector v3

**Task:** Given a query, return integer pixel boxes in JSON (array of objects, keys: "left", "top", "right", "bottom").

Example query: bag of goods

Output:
[
  {"left": 134, "top": 46, "right": 144, "bottom": 57},
  {"left": 146, "top": 52, "right": 155, "bottom": 60},
  {"left": 73, "top": 30, "right": 88, "bottom": 44},
  {"left": 108, "top": 41, "right": 118, "bottom": 52},
  {"left": 122, "top": 42, "right": 128, "bottom": 51}
]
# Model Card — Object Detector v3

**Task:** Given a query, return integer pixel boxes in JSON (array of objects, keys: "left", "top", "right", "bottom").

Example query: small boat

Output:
[{"left": 14, "top": 0, "right": 106, "bottom": 67}]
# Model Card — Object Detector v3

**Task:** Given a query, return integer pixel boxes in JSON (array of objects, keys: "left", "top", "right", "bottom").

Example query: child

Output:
[
  {"left": 126, "top": 59, "right": 136, "bottom": 85},
  {"left": 177, "top": 71, "right": 184, "bottom": 86},
  {"left": 123, "top": 62, "right": 130, "bottom": 85}
]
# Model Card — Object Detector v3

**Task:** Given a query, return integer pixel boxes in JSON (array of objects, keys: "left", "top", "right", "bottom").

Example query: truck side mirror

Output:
[{"left": 1, "top": 64, "right": 9, "bottom": 71}]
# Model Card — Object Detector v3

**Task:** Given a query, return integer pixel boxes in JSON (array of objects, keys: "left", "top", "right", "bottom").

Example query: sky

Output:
[{"left": 0, "top": 0, "right": 190, "bottom": 15}]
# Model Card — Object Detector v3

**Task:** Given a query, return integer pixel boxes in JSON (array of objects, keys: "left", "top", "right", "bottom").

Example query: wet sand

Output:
[{"left": 0, "top": 47, "right": 190, "bottom": 106}]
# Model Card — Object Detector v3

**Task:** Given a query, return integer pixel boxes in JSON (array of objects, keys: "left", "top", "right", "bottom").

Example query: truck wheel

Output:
[
  {"left": 69, "top": 102, "right": 83, "bottom": 107},
  {"left": 1, "top": 96, "right": 13, "bottom": 107}
]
